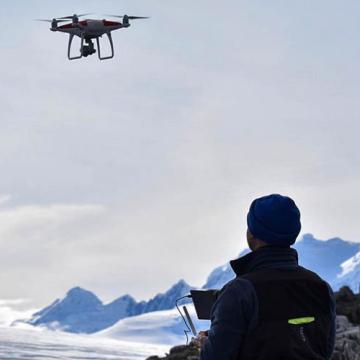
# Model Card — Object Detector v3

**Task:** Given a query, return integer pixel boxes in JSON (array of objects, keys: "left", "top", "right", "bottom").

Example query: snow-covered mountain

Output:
[
  {"left": 294, "top": 234, "right": 360, "bottom": 285},
  {"left": 26, "top": 287, "right": 137, "bottom": 333},
  {"left": 133, "top": 279, "right": 192, "bottom": 315},
  {"left": 202, "top": 234, "right": 360, "bottom": 291},
  {"left": 202, "top": 249, "right": 249, "bottom": 289},
  {"left": 22, "top": 234, "right": 360, "bottom": 335},
  {"left": 333, "top": 251, "right": 360, "bottom": 292},
  {"left": 24, "top": 280, "right": 192, "bottom": 334}
]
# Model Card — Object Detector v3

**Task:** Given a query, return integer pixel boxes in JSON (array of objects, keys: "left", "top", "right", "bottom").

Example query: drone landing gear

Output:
[
  {"left": 68, "top": 33, "right": 84, "bottom": 60},
  {"left": 67, "top": 33, "right": 114, "bottom": 61},
  {"left": 96, "top": 33, "right": 114, "bottom": 60}
]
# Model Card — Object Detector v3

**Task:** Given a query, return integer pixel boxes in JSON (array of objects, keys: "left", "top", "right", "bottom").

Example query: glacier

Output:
[
  {"left": 0, "top": 325, "right": 169, "bottom": 359},
  {"left": 99, "top": 304, "right": 210, "bottom": 345}
]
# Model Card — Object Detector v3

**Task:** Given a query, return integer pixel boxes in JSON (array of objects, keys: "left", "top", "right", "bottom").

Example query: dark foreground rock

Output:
[
  {"left": 146, "top": 344, "right": 200, "bottom": 360},
  {"left": 332, "top": 315, "right": 360, "bottom": 360},
  {"left": 335, "top": 286, "right": 360, "bottom": 325}
]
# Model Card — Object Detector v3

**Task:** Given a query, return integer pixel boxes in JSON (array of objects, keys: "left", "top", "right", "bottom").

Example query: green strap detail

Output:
[{"left": 288, "top": 317, "right": 315, "bottom": 325}]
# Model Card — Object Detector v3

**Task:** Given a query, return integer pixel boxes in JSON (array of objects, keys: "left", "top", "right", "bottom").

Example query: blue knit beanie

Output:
[{"left": 247, "top": 194, "right": 301, "bottom": 246}]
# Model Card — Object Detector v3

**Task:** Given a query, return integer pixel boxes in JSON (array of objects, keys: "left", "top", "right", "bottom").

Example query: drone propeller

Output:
[
  {"left": 57, "top": 13, "right": 92, "bottom": 20},
  {"left": 105, "top": 14, "right": 150, "bottom": 20},
  {"left": 35, "top": 18, "right": 69, "bottom": 23}
]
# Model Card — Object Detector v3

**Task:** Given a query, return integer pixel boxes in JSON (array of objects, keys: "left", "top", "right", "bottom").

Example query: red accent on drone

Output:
[
  {"left": 103, "top": 20, "right": 121, "bottom": 26},
  {"left": 59, "top": 23, "right": 74, "bottom": 29}
]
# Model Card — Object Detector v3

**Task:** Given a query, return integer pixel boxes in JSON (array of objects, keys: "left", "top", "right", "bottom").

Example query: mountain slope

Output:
[
  {"left": 99, "top": 304, "right": 210, "bottom": 345},
  {"left": 25, "top": 281, "right": 192, "bottom": 334},
  {"left": 22, "top": 234, "right": 360, "bottom": 335},
  {"left": 293, "top": 234, "right": 360, "bottom": 284},
  {"left": 28, "top": 287, "right": 136, "bottom": 333},
  {"left": 202, "top": 249, "right": 249, "bottom": 289},
  {"left": 140, "top": 280, "right": 192, "bottom": 313},
  {"left": 203, "top": 234, "right": 360, "bottom": 290},
  {"left": 334, "top": 251, "right": 360, "bottom": 292}
]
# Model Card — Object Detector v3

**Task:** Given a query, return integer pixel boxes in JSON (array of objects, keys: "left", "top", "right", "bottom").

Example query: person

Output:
[{"left": 199, "top": 194, "right": 336, "bottom": 360}]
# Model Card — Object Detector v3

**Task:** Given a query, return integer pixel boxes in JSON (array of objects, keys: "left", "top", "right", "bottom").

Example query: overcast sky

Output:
[{"left": 0, "top": 0, "right": 359, "bottom": 308}]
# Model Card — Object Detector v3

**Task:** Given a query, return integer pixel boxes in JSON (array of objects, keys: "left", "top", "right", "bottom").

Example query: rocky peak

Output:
[{"left": 63, "top": 286, "right": 102, "bottom": 308}]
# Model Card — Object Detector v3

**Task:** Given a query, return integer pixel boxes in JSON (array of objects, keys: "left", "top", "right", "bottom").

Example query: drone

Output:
[{"left": 37, "top": 13, "right": 149, "bottom": 60}]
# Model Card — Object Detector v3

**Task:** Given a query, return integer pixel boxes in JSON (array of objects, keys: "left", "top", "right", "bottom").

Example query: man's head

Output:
[{"left": 246, "top": 194, "right": 301, "bottom": 251}]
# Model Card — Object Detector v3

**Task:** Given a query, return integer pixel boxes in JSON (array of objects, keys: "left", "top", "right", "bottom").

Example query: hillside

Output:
[{"left": 20, "top": 234, "right": 360, "bottom": 335}]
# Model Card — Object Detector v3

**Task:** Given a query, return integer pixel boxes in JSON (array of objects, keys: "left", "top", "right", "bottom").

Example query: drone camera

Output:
[{"left": 81, "top": 39, "right": 96, "bottom": 57}]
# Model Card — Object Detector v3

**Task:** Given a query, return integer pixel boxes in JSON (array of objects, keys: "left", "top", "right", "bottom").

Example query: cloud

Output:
[
  {"left": 0, "top": 200, "right": 107, "bottom": 305},
  {"left": 0, "top": 0, "right": 359, "bottom": 307},
  {"left": 0, "top": 202, "right": 106, "bottom": 240},
  {"left": 0, "top": 299, "right": 29, "bottom": 306},
  {"left": 0, "top": 194, "right": 12, "bottom": 206},
  {"left": 0, "top": 299, "right": 37, "bottom": 326}
]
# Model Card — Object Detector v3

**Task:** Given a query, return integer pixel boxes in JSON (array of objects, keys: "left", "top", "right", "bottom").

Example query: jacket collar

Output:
[{"left": 230, "top": 246, "right": 299, "bottom": 277}]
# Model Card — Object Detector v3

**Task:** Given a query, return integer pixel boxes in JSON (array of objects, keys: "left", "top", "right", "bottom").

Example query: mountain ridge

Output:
[
  {"left": 22, "top": 234, "right": 360, "bottom": 334},
  {"left": 23, "top": 279, "right": 193, "bottom": 333}
]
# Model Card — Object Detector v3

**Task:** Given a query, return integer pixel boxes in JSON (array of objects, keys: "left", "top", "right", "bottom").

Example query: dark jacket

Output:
[{"left": 200, "top": 246, "right": 336, "bottom": 360}]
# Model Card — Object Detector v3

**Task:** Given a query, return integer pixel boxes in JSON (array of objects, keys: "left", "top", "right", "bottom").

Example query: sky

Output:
[{"left": 0, "top": 0, "right": 360, "bottom": 308}]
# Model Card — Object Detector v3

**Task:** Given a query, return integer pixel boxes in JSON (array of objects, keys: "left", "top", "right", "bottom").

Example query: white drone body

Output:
[{"left": 38, "top": 14, "right": 149, "bottom": 60}]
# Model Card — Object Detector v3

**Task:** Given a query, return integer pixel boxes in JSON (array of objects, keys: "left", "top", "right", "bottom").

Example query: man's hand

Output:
[{"left": 191, "top": 330, "right": 209, "bottom": 349}]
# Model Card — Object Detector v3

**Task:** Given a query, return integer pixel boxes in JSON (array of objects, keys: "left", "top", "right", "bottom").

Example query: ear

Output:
[
  {"left": 247, "top": 229, "right": 255, "bottom": 250},
  {"left": 247, "top": 229, "right": 267, "bottom": 251},
  {"left": 247, "top": 229, "right": 254, "bottom": 241}
]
